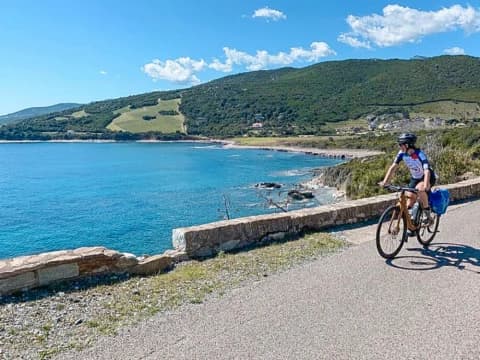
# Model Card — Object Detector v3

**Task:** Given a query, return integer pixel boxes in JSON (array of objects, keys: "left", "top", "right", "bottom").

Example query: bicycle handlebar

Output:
[{"left": 383, "top": 184, "right": 418, "bottom": 193}]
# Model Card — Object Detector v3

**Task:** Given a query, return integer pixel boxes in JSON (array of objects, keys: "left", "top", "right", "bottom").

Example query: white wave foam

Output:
[
  {"left": 271, "top": 169, "right": 309, "bottom": 177},
  {"left": 192, "top": 145, "right": 221, "bottom": 149}
]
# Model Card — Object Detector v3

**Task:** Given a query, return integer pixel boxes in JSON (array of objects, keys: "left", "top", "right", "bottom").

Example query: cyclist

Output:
[{"left": 378, "top": 133, "right": 436, "bottom": 229}]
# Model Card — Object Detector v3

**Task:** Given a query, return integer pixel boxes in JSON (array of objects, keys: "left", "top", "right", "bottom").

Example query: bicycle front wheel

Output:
[
  {"left": 376, "top": 205, "right": 406, "bottom": 259},
  {"left": 416, "top": 209, "right": 440, "bottom": 246}
]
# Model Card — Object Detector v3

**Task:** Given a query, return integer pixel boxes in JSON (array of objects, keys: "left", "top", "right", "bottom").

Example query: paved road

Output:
[{"left": 61, "top": 200, "right": 480, "bottom": 360}]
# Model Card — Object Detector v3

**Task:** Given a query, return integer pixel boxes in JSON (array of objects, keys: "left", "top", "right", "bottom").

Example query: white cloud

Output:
[
  {"left": 210, "top": 42, "right": 336, "bottom": 72},
  {"left": 142, "top": 57, "right": 207, "bottom": 84},
  {"left": 209, "top": 58, "right": 234, "bottom": 72},
  {"left": 337, "top": 34, "right": 371, "bottom": 49},
  {"left": 99, "top": 70, "right": 107, "bottom": 75},
  {"left": 339, "top": 4, "right": 480, "bottom": 48},
  {"left": 444, "top": 46, "right": 466, "bottom": 55},
  {"left": 252, "top": 7, "right": 286, "bottom": 21},
  {"left": 143, "top": 42, "right": 335, "bottom": 84}
]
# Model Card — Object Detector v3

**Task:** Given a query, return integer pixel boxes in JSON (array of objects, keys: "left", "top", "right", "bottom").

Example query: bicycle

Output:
[{"left": 376, "top": 184, "right": 441, "bottom": 259}]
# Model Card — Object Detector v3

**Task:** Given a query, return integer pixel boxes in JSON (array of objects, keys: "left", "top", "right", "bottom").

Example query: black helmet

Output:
[{"left": 397, "top": 133, "right": 417, "bottom": 147}]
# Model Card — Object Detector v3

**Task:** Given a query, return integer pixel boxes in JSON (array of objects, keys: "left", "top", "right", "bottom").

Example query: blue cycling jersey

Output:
[{"left": 394, "top": 149, "right": 430, "bottom": 179}]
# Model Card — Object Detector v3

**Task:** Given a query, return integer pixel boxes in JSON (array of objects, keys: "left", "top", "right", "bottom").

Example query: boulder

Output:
[
  {"left": 130, "top": 255, "right": 174, "bottom": 276},
  {"left": 255, "top": 182, "right": 281, "bottom": 189},
  {"left": 288, "top": 190, "right": 314, "bottom": 200}
]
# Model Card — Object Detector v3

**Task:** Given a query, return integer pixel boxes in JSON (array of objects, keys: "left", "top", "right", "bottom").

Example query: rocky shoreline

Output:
[{"left": 222, "top": 141, "right": 383, "bottom": 202}]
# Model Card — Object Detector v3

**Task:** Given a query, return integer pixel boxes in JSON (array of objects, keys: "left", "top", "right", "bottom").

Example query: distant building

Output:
[
  {"left": 251, "top": 122, "right": 263, "bottom": 128},
  {"left": 254, "top": 113, "right": 265, "bottom": 121}
]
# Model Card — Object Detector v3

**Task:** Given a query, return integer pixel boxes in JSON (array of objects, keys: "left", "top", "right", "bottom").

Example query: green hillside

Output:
[
  {"left": 180, "top": 55, "right": 480, "bottom": 136},
  {"left": 1, "top": 55, "right": 480, "bottom": 140}
]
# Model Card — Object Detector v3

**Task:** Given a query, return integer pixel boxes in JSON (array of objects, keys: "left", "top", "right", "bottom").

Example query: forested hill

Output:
[
  {"left": 182, "top": 55, "right": 480, "bottom": 136},
  {"left": 1, "top": 55, "right": 480, "bottom": 140}
]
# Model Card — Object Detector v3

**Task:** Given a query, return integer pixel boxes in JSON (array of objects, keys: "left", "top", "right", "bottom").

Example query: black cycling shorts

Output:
[{"left": 409, "top": 172, "right": 436, "bottom": 190}]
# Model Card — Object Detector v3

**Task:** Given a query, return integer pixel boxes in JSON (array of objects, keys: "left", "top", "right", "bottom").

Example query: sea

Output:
[{"left": 0, "top": 142, "right": 343, "bottom": 259}]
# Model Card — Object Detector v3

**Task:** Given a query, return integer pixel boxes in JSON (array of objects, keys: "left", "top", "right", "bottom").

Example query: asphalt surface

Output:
[{"left": 61, "top": 199, "right": 480, "bottom": 360}]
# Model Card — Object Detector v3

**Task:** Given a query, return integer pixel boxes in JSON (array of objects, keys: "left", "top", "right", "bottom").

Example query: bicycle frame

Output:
[{"left": 386, "top": 185, "right": 419, "bottom": 233}]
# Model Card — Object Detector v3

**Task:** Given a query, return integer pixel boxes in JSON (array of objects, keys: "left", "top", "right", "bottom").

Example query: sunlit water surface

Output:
[{"left": 0, "top": 142, "right": 342, "bottom": 259}]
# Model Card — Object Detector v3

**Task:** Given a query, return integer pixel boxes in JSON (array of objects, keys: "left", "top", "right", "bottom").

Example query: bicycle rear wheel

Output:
[
  {"left": 416, "top": 209, "right": 440, "bottom": 246},
  {"left": 376, "top": 205, "right": 406, "bottom": 259}
]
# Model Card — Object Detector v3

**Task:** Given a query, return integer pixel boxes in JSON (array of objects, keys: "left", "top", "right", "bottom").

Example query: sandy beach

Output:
[{"left": 221, "top": 142, "right": 383, "bottom": 159}]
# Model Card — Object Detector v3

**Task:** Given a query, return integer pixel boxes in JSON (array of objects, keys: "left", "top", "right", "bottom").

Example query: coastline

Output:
[
  {"left": 0, "top": 137, "right": 383, "bottom": 160},
  {"left": 0, "top": 138, "right": 222, "bottom": 144}
]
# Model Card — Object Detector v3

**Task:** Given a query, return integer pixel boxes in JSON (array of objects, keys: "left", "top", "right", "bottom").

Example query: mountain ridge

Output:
[
  {"left": 1, "top": 55, "right": 480, "bottom": 140},
  {"left": 0, "top": 103, "right": 83, "bottom": 125}
]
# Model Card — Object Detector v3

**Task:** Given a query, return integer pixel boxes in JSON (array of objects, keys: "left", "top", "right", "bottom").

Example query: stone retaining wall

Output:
[
  {"left": 0, "top": 247, "right": 186, "bottom": 295},
  {"left": 173, "top": 178, "right": 480, "bottom": 258},
  {"left": 1, "top": 178, "right": 479, "bottom": 295}
]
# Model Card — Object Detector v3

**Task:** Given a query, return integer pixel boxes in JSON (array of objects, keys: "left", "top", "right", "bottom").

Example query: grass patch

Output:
[
  {"left": 107, "top": 98, "right": 185, "bottom": 133},
  {"left": 71, "top": 110, "right": 89, "bottom": 118}
]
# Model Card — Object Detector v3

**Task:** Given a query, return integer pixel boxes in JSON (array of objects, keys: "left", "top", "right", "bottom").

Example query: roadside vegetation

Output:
[
  {"left": 232, "top": 126, "right": 480, "bottom": 200},
  {"left": 339, "top": 127, "right": 480, "bottom": 199}
]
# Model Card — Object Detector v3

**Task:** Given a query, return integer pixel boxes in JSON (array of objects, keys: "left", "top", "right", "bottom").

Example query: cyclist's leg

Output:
[
  {"left": 416, "top": 170, "right": 436, "bottom": 208},
  {"left": 415, "top": 181, "right": 429, "bottom": 208},
  {"left": 407, "top": 177, "right": 418, "bottom": 208},
  {"left": 406, "top": 178, "right": 420, "bottom": 237}
]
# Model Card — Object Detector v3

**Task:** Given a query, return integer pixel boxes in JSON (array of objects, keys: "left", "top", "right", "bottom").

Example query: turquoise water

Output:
[{"left": 0, "top": 142, "right": 342, "bottom": 259}]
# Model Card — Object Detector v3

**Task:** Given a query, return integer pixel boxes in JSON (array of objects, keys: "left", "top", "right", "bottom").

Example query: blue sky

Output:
[{"left": 1, "top": 0, "right": 480, "bottom": 115}]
